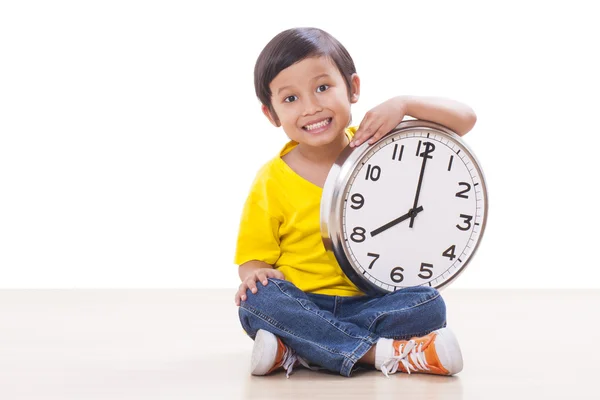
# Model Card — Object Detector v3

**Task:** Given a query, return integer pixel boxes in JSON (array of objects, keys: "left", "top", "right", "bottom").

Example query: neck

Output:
[{"left": 295, "top": 132, "right": 350, "bottom": 166}]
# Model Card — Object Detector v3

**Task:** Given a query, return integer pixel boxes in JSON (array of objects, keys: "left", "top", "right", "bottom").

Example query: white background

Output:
[{"left": 1, "top": 0, "right": 598, "bottom": 288}]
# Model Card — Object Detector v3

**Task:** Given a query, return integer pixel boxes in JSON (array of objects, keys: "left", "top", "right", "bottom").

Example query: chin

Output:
[{"left": 307, "top": 132, "right": 345, "bottom": 148}]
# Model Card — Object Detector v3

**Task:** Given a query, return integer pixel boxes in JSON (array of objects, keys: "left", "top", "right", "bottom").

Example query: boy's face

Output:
[{"left": 262, "top": 56, "right": 360, "bottom": 148}]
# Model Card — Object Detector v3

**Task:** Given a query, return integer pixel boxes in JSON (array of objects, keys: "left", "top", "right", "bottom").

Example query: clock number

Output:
[
  {"left": 390, "top": 267, "right": 404, "bottom": 283},
  {"left": 457, "top": 214, "right": 473, "bottom": 231},
  {"left": 447, "top": 155, "right": 454, "bottom": 171},
  {"left": 442, "top": 245, "right": 457, "bottom": 261},
  {"left": 350, "top": 193, "right": 364, "bottom": 210},
  {"left": 350, "top": 227, "right": 366, "bottom": 243},
  {"left": 392, "top": 144, "right": 404, "bottom": 161},
  {"left": 456, "top": 182, "right": 471, "bottom": 199},
  {"left": 366, "top": 252, "right": 380, "bottom": 269},
  {"left": 365, "top": 164, "right": 381, "bottom": 181},
  {"left": 416, "top": 141, "right": 435, "bottom": 159},
  {"left": 418, "top": 263, "right": 434, "bottom": 279}
]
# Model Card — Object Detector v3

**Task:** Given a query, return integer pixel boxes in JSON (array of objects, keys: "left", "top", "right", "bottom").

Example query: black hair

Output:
[{"left": 254, "top": 27, "right": 356, "bottom": 122}]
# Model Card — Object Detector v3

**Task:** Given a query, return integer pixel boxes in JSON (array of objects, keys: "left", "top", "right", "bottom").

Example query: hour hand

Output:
[{"left": 370, "top": 206, "right": 424, "bottom": 237}]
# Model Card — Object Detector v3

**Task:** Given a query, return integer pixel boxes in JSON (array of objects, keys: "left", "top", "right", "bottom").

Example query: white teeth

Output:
[{"left": 304, "top": 118, "right": 331, "bottom": 130}]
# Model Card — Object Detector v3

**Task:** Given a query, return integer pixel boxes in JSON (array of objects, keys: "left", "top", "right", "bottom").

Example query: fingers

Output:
[
  {"left": 256, "top": 271, "right": 268, "bottom": 286},
  {"left": 234, "top": 285, "right": 245, "bottom": 306},
  {"left": 235, "top": 280, "right": 251, "bottom": 306},
  {"left": 273, "top": 269, "right": 286, "bottom": 280},
  {"left": 353, "top": 121, "right": 393, "bottom": 147},
  {"left": 265, "top": 269, "right": 285, "bottom": 281},
  {"left": 234, "top": 274, "right": 265, "bottom": 306},
  {"left": 234, "top": 269, "right": 286, "bottom": 306},
  {"left": 351, "top": 116, "right": 385, "bottom": 147},
  {"left": 350, "top": 115, "right": 371, "bottom": 147},
  {"left": 234, "top": 278, "right": 257, "bottom": 306},
  {"left": 246, "top": 278, "right": 258, "bottom": 294},
  {"left": 366, "top": 123, "right": 388, "bottom": 145}
]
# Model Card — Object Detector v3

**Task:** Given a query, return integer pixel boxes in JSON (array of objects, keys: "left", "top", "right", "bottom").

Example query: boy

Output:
[{"left": 234, "top": 27, "right": 476, "bottom": 378}]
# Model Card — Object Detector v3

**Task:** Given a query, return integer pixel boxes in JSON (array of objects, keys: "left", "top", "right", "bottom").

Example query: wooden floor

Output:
[{"left": 0, "top": 289, "right": 598, "bottom": 399}]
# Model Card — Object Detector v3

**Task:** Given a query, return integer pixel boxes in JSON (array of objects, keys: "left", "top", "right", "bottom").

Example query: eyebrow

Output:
[{"left": 276, "top": 73, "right": 331, "bottom": 95}]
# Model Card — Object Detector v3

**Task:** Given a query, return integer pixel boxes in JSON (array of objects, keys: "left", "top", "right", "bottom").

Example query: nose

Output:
[{"left": 302, "top": 94, "right": 323, "bottom": 116}]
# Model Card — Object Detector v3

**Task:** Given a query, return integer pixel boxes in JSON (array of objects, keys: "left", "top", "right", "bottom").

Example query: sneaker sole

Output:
[
  {"left": 433, "top": 328, "right": 464, "bottom": 375},
  {"left": 251, "top": 329, "right": 278, "bottom": 376}
]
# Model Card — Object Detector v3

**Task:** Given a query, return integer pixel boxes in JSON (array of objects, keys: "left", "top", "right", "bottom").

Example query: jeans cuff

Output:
[{"left": 340, "top": 336, "right": 378, "bottom": 377}]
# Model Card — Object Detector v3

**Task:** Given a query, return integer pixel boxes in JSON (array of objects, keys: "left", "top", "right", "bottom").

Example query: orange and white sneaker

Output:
[
  {"left": 375, "top": 328, "right": 463, "bottom": 377},
  {"left": 251, "top": 329, "right": 311, "bottom": 378}
]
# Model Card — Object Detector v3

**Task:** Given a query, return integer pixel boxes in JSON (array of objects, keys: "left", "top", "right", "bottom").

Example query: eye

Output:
[
  {"left": 284, "top": 95, "right": 298, "bottom": 103},
  {"left": 317, "top": 84, "right": 330, "bottom": 93}
]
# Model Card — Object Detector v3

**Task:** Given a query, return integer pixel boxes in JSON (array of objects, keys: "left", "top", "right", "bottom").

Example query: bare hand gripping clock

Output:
[{"left": 321, "top": 120, "right": 488, "bottom": 296}]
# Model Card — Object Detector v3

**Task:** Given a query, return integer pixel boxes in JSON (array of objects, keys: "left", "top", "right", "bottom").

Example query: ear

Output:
[
  {"left": 349, "top": 73, "right": 360, "bottom": 104},
  {"left": 261, "top": 104, "right": 280, "bottom": 127}
]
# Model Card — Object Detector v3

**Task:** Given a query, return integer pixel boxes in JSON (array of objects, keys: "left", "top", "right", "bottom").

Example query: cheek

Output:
[
  {"left": 283, "top": 105, "right": 303, "bottom": 121},
  {"left": 329, "top": 91, "right": 351, "bottom": 109},
  {"left": 279, "top": 114, "right": 298, "bottom": 129},
  {"left": 332, "top": 100, "right": 351, "bottom": 116},
  {"left": 272, "top": 107, "right": 289, "bottom": 122}
]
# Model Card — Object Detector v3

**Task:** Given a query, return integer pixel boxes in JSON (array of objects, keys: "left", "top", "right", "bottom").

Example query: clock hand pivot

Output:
[{"left": 370, "top": 206, "right": 424, "bottom": 237}]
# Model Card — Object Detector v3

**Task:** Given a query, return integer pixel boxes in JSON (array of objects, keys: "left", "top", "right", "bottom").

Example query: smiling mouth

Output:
[{"left": 303, "top": 118, "right": 332, "bottom": 131}]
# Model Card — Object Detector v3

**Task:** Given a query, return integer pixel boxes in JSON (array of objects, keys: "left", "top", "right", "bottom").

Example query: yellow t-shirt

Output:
[{"left": 234, "top": 126, "right": 364, "bottom": 296}]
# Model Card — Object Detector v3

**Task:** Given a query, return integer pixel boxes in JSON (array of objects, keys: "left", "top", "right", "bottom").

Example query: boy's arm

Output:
[
  {"left": 401, "top": 95, "right": 477, "bottom": 137},
  {"left": 351, "top": 95, "right": 477, "bottom": 147}
]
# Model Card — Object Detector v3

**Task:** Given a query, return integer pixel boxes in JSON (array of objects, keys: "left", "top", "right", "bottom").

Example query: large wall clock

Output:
[{"left": 321, "top": 120, "right": 488, "bottom": 295}]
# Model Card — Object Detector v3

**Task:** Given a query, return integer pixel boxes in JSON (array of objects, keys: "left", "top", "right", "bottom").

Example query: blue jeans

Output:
[{"left": 238, "top": 278, "right": 447, "bottom": 377}]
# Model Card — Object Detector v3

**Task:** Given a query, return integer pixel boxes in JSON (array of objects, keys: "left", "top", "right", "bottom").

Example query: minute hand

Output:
[{"left": 409, "top": 153, "right": 429, "bottom": 228}]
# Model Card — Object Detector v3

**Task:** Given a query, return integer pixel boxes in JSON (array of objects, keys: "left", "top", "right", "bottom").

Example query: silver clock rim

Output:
[{"left": 320, "top": 119, "right": 489, "bottom": 296}]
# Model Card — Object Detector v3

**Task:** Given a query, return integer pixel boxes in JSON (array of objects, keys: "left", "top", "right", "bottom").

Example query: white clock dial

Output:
[{"left": 321, "top": 121, "right": 488, "bottom": 295}]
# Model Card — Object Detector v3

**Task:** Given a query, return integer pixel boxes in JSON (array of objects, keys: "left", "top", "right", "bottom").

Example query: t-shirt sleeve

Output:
[
  {"left": 346, "top": 125, "right": 358, "bottom": 138},
  {"left": 233, "top": 175, "right": 281, "bottom": 266}
]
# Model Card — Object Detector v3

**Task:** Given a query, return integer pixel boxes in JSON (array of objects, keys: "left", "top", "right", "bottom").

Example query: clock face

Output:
[{"left": 322, "top": 122, "right": 487, "bottom": 294}]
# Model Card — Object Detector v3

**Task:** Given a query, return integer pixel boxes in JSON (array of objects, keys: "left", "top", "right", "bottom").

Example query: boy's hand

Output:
[
  {"left": 235, "top": 268, "right": 285, "bottom": 306},
  {"left": 350, "top": 96, "right": 408, "bottom": 148}
]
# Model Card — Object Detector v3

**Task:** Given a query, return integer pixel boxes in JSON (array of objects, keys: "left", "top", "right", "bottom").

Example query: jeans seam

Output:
[
  {"left": 366, "top": 292, "right": 442, "bottom": 331},
  {"left": 341, "top": 340, "right": 374, "bottom": 377},
  {"left": 270, "top": 279, "right": 375, "bottom": 343},
  {"left": 240, "top": 303, "right": 368, "bottom": 361}
]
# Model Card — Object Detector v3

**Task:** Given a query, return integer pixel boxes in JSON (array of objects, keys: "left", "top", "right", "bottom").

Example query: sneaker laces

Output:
[
  {"left": 380, "top": 340, "right": 430, "bottom": 377},
  {"left": 281, "top": 347, "right": 315, "bottom": 378}
]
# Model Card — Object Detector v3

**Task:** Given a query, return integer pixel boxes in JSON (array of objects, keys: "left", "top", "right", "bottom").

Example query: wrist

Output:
[
  {"left": 395, "top": 95, "right": 415, "bottom": 117},
  {"left": 238, "top": 260, "right": 272, "bottom": 281}
]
